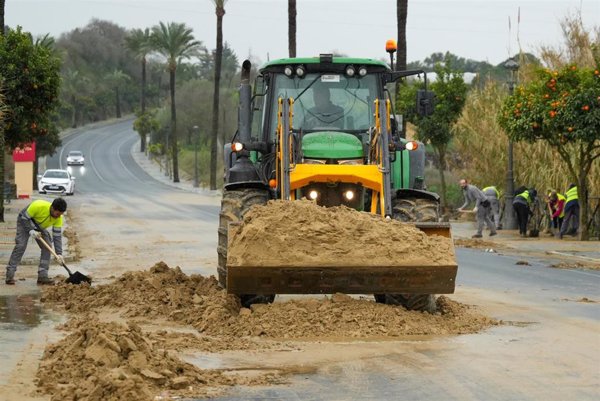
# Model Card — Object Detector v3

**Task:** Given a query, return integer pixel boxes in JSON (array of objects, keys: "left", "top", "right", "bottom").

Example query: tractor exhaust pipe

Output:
[
  {"left": 238, "top": 60, "right": 252, "bottom": 143},
  {"left": 226, "top": 59, "right": 262, "bottom": 187}
]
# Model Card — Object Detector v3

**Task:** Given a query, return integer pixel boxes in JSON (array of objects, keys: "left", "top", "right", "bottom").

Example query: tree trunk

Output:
[
  {"left": 210, "top": 8, "right": 225, "bottom": 190},
  {"left": 288, "top": 0, "right": 297, "bottom": 58},
  {"left": 395, "top": 0, "right": 408, "bottom": 132},
  {"left": 0, "top": 0, "right": 5, "bottom": 36},
  {"left": 396, "top": 0, "right": 407, "bottom": 72},
  {"left": 140, "top": 57, "right": 147, "bottom": 153},
  {"left": 115, "top": 87, "right": 121, "bottom": 118},
  {"left": 170, "top": 67, "right": 179, "bottom": 183},
  {"left": 578, "top": 174, "right": 589, "bottom": 241},
  {"left": 435, "top": 146, "right": 448, "bottom": 212}
]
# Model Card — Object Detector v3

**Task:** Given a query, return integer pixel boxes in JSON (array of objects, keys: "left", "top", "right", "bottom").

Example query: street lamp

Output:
[
  {"left": 503, "top": 57, "right": 520, "bottom": 230},
  {"left": 193, "top": 125, "right": 199, "bottom": 188}
]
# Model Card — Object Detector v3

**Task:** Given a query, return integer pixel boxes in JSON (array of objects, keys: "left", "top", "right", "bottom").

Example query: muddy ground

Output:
[{"left": 2, "top": 199, "right": 499, "bottom": 401}]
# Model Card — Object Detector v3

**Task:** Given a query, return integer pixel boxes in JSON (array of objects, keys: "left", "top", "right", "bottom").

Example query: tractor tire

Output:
[
  {"left": 392, "top": 198, "right": 439, "bottom": 222},
  {"left": 375, "top": 196, "right": 440, "bottom": 313},
  {"left": 217, "top": 188, "right": 275, "bottom": 307},
  {"left": 378, "top": 293, "right": 437, "bottom": 313}
]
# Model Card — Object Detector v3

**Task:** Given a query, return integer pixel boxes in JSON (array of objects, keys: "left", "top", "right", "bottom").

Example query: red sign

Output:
[{"left": 13, "top": 142, "right": 36, "bottom": 162}]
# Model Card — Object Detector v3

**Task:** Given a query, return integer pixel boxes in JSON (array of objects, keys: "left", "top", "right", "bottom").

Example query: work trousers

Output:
[
  {"left": 559, "top": 203, "right": 579, "bottom": 237},
  {"left": 513, "top": 203, "right": 530, "bottom": 236},
  {"left": 488, "top": 198, "right": 501, "bottom": 229},
  {"left": 5, "top": 215, "right": 52, "bottom": 280},
  {"left": 551, "top": 216, "right": 564, "bottom": 230},
  {"left": 477, "top": 203, "right": 496, "bottom": 235}
]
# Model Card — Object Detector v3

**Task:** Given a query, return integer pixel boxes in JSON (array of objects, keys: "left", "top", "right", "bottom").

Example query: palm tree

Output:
[
  {"left": 0, "top": 0, "right": 5, "bottom": 36},
  {"left": 288, "top": 0, "right": 296, "bottom": 57},
  {"left": 62, "top": 70, "right": 89, "bottom": 128},
  {"left": 104, "top": 69, "right": 130, "bottom": 118},
  {"left": 210, "top": 0, "right": 227, "bottom": 190},
  {"left": 151, "top": 22, "right": 202, "bottom": 183},
  {"left": 396, "top": 0, "right": 408, "bottom": 72},
  {"left": 125, "top": 28, "right": 152, "bottom": 152}
]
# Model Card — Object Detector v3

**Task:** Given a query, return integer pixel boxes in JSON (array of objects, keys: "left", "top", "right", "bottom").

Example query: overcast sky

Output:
[{"left": 6, "top": 0, "right": 599, "bottom": 66}]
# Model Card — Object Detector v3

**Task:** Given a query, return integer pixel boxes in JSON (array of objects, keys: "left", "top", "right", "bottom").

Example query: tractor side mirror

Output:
[{"left": 416, "top": 90, "right": 435, "bottom": 116}]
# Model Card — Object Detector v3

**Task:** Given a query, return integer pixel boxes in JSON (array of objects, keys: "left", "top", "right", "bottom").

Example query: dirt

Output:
[
  {"left": 37, "top": 262, "right": 497, "bottom": 400},
  {"left": 228, "top": 200, "right": 455, "bottom": 267},
  {"left": 454, "top": 238, "right": 509, "bottom": 250},
  {"left": 32, "top": 200, "right": 499, "bottom": 400}
]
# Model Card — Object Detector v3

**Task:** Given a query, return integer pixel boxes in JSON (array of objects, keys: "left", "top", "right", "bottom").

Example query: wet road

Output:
[
  {"left": 201, "top": 247, "right": 600, "bottom": 401},
  {"left": 1, "top": 120, "right": 598, "bottom": 400}
]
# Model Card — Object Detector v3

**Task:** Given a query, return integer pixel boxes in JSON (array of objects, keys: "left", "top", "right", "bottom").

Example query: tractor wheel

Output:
[
  {"left": 217, "top": 188, "right": 275, "bottom": 306},
  {"left": 377, "top": 293, "right": 437, "bottom": 313},
  {"left": 392, "top": 198, "right": 439, "bottom": 222},
  {"left": 374, "top": 196, "right": 440, "bottom": 313}
]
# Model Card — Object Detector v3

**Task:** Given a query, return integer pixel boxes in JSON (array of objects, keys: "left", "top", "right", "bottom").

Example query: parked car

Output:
[
  {"left": 66, "top": 150, "right": 85, "bottom": 166},
  {"left": 38, "top": 169, "right": 75, "bottom": 195}
]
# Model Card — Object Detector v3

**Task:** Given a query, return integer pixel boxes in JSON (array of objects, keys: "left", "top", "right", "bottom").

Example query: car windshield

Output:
[
  {"left": 269, "top": 73, "right": 379, "bottom": 134},
  {"left": 69, "top": 152, "right": 82, "bottom": 157},
  {"left": 44, "top": 171, "right": 69, "bottom": 179}
]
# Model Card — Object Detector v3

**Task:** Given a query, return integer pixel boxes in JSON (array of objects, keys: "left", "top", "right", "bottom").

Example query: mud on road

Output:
[{"left": 29, "top": 198, "right": 495, "bottom": 400}]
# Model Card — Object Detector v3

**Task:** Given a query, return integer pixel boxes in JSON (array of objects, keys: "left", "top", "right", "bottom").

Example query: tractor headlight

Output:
[
  {"left": 295, "top": 65, "right": 306, "bottom": 77},
  {"left": 284, "top": 65, "right": 294, "bottom": 76},
  {"left": 405, "top": 141, "right": 419, "bottom": 151},
  {"left": 344, "top": 190, "right": 355, "bottom": 200},
  {"left": 358, "top": 66, "right": 368, "bottom": 77},
  {"left": 308, "top": 190, "right": 319, "bottom": 200},
  {"left": 345, "top": 65, "right": 356, "bottom": 77}
]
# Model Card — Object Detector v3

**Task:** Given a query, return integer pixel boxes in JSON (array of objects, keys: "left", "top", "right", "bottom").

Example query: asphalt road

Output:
[{"left": 35, "top": 120, "right": 600, "bottom": 400}]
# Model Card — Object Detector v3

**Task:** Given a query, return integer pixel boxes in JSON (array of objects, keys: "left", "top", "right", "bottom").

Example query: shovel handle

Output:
[{"left": 37, "top": 236, "right": 73, "bottom": 275}]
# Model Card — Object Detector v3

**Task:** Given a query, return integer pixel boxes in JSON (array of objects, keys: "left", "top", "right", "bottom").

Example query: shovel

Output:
[{"left": 37, "top": 236, "right": 91, "bottom": 285}]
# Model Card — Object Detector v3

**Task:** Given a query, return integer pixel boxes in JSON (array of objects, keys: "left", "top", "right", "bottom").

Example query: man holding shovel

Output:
[
  {"left": 458, "top": 179, "right": 497, "bottom": 238},
  {"left": 5, "top": 198, "right": 67, "bottom": 285}
]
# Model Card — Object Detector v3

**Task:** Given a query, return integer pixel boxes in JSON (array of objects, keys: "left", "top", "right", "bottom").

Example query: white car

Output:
[
  {"left": 38, "top": 169, "right": 75, "bottom": 195},
  {"left": 66, "top": 150, "right": 85, "bottom": 166}
]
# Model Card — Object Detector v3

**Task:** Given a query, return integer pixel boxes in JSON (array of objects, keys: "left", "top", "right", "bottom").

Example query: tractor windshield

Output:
[{"left": 270, "top": 73, "right": 379, "bottom": 134}]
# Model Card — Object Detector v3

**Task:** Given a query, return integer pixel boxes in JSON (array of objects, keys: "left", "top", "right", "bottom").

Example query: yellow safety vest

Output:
[
  {"left": 517, "top": 190, "right": 531, "bottom": 205},
  {"left": 556, "top": 193, "right": 566, "bottom": 218},
  {"left": 565, "top": 186, "right": 578, "bottom": 203},
  {"left": 26, "top": 200, "right": 63, "bottom": 229},
  {"left": 483, "top": 186, "right": 500, "bottom": 198}
]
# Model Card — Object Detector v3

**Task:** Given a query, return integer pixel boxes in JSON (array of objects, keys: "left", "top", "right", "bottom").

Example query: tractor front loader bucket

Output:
[{"left": 226, "top": 221, "right": 457, "bottom": 296}]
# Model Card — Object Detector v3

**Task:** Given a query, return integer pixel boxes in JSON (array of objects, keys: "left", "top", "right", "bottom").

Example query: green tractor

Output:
[{"left": 218, "top": 53, "right": 456, "bottom": 312}]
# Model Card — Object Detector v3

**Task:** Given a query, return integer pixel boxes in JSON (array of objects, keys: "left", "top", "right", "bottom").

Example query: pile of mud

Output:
[
  {"left": 227, "top": 200, "right": 455, "bottom": 267},
  {"left": 42, "top": 263, "right": 496, "bottom": 339},
  {"left": 39, "top": 263, "right": 497, "bottom": 400},
  {"left": 36, "top": 317, "right": 280, "bottom": 401}
]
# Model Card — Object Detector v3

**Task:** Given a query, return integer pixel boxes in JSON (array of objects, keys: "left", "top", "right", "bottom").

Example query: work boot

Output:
[
  {"left": 37, "top": 277, "right": 54, "bottom": 285},
  {"left": 5, "top": 278, "right": 15, "bottom": 285},
  {"left": 472, "top": 234, "right": 483, "bottom": 238},
  {"left": 489, "top": 232, "right": 497, "bottom": 237}
]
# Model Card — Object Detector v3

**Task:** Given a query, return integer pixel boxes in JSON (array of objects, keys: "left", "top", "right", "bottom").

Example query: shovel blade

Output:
[{"left": 65, "top": 271, "right": 92, "bottom": 285}]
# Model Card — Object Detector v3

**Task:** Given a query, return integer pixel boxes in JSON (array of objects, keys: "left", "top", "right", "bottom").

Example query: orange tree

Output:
[
  {"left": 0, "top": 27, "right": 61, "bottom": 220},
  {"left": 498, "top": 65, "right": 600, "bottom": 240}
]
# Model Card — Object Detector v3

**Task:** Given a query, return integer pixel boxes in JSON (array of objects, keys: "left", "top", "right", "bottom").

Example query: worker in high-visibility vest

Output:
[
  {"left": 558, "top": 184, "right": 579, "bottom": 239},
  {"left": 513, "top": 187, "right": 536, "bottom": 237},
  {"left": 548, "top": 190, "right": 566, "bottom": 233},
  {"left": 483, "top": 186, "right": 501, "bottom": 230},
  {"left": 5, "top": 198, "right": 67, "bottom": 285}
]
